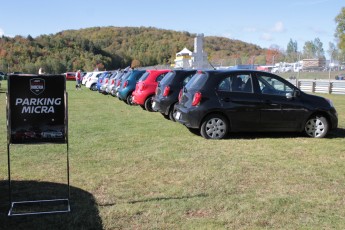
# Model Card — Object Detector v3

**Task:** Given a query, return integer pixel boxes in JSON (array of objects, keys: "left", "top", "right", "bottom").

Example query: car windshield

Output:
[
  {"left": 138, "top": 72, "right": 150, "bottom": 82},
  {"left": 185, "top": 73, "right": 208, "bottom": 90}
]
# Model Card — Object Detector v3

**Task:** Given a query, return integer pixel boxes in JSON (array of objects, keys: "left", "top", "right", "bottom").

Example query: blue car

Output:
[
  {"left": 96, "top": 71, "right": 112, "bottom": 92},
  {"left": 117, "top": 70, "right": 146, "bottom": 104}
]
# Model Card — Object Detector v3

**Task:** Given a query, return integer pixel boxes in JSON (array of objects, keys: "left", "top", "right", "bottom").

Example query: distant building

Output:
[
  {"left": 174, "top": 34, "right": 211, "bottom": 69},
  {"left": 174, "top": 47, "right": 193, "bottom": 68}
]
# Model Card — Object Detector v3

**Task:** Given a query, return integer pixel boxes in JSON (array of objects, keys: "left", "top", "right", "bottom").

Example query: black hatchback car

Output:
[
  {"left": 152, "top": 69, "right": 197, "bottom": 121},
  {"left": 174, "top": 70, "right": 338, "bottom": 139}
]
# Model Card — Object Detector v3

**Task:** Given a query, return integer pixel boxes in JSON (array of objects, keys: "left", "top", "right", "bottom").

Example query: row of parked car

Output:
[{"left": 81, "top": 68, "right": 338, "bottom": 139}]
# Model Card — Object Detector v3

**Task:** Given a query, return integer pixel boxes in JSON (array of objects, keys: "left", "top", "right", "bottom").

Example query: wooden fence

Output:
[{"left": 287, "top": 79, "right": 345, "bottom": 95}]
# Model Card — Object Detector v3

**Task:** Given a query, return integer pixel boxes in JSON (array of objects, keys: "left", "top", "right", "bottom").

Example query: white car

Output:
[
  {"left": 85, "top": 71, "right": 105, "bottom": 91},
  {"left": 82, "top": 72, "right": 94, "bottom": 85}
]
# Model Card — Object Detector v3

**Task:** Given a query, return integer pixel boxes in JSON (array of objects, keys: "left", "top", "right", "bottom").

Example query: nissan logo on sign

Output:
[{"left": 30, "top": 78, "right": 45, "bottom": 95}]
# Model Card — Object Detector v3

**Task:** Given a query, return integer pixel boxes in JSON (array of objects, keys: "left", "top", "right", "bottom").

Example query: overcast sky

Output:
[{"left": 0, "top": 0, "right": 343, "bottom": 55}]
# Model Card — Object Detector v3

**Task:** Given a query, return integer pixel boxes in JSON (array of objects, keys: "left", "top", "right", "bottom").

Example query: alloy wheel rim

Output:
[
  {"left": 205, "top": 118, "right": 226, "bottom": 138},
  {"left": 305, "top": 117, "right": 325, "bottom": 137}
]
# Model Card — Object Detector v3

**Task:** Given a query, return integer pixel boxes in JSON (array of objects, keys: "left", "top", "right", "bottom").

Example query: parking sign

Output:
[{"left": 7, "top": 74, "right": 67, "bottom": 144}]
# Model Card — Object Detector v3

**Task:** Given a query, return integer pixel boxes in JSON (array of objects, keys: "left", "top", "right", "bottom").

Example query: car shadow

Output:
[
  {"left": 225, "top": 128, "right": 345, "bottom": 139},
  {"left": 187, "top": 128, "right": 345, "bottom": 140},
  {"left": 0, "top": 180, "right": 103, "bottom": 230}
]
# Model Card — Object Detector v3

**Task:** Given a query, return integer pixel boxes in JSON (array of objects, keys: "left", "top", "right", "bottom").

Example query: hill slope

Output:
[{"left": 0, "top": 26, "right": 265, "bottom": 73}]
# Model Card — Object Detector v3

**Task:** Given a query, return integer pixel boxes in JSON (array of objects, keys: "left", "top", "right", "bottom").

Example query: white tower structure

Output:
[
  {"left": 174, "top": 33, "right": 210, "bottom": 69},
  {"left": 192, "top": 33, "right": 209, "bottom": 69}
]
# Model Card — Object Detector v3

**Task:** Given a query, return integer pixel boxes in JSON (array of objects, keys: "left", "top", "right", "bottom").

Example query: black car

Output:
[
  {"left": 174, "top": 70, "right": 338, "bottom": 139},
  {"left": 153, "top": 69, "right": 197, "bottom": 121}
]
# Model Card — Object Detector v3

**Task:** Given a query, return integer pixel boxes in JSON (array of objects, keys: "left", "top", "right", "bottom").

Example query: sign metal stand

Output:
[{"left": 6, "top": 74, "right": 70, "bottom": 216}]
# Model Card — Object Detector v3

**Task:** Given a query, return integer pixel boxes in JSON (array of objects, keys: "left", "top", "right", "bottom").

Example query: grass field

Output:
[
  {"left": 0, "top": 80, "right": 344, "bottom": 229},
  {"left": 278, "top": 70, "right": 344, "bottom": 80}
]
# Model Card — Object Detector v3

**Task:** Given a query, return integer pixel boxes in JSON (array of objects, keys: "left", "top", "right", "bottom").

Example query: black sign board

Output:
[{"left": 7, "top": 74, "right": 67, "bottom": 144}]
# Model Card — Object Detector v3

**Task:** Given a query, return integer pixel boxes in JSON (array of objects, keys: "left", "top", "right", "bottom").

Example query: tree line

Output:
[{"left": 0, "top": 26, "right": 269, "bottom": 74}]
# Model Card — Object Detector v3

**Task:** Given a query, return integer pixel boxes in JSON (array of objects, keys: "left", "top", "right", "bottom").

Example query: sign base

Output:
[{"left": 8, "top": 199, "right": 70, "bottom": 216}]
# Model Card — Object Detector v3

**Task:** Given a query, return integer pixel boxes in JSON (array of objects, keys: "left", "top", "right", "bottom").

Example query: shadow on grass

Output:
[
  {"left": 127, "top": 193, "right": 209, "bottom": 204},
  {"left": 187, "top": 128, "right": 345, "bottom": 139},
  {"left": 0, "top": 180, "right": 103, "bottom": 230}
]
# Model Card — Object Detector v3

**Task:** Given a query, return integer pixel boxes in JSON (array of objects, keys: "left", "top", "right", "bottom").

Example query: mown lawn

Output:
[{"left": 0, "top": 80, "right": 344, "bottom": 229}]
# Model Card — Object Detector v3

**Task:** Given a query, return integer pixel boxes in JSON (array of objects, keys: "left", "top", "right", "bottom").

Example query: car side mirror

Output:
[
  {"left": 286, "top": 92, "right": 293, "bottom": 100},
  {"left": 286, "top": 90, "right": 300, "bottom": 99}
]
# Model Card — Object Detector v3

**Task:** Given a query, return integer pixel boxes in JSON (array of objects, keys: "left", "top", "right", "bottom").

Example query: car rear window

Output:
[
  {"left": 185, "top": 73, "right": 208, "bottom": 90},
  {"left": 138, "top": 72, "right": 150, "bottom": 82},
  {"left": 159, "top": 71, "right": 174, "bottom": 85},
  {"left": 121, "top": 71, "right": 131, "bottom": 80}
]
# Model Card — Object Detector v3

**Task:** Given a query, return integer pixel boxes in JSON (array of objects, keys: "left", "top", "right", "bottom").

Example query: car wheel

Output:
[
  {"left": 168, "top": 105, "right": 177, "bottom": 122},
  {"left": 161, "top": 113, "right": 170, "bottom": 120},
  {"left": 144, "top": 96, "right": 154, "bottom": 112},
  {"left": 90, "top": 84, "right": 97, "bottom": 91},
  {"left": 200, "top": 114, "right": 228, "bottom": 139},
  {"left": 304, "top": 115, "right": 329, "bottom": 138},
  {"left": 126, "top": 94, "right": 134, "bottom": 105}
]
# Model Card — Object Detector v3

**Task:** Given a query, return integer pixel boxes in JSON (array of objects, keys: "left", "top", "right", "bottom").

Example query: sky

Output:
[{"left": 0, "top": 0, "right": 343, "bottom": 56}]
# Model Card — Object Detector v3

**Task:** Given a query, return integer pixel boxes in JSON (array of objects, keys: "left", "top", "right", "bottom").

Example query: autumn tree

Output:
[
  {"left": 131, "top": 59, "right": 141, "bottom": 68},
  {"left": 335, "top": 7, "right": 345, "bottom": 52},
  {"left": 266, "top": 46, "right": 282, "bottom": 65},
  {"left": 286, "top": 39, "right": 298, "bottom": 62},
  {"left": 327, "top": 42, "right": 339, "bottom": 63},
  {"left": 303, "top": 38, "right": 324, "bottom": 59}
]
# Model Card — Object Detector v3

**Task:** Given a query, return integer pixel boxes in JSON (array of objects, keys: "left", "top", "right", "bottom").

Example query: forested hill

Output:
[{"left": 0, "top": 26, "right": 265, "bottom": 74}]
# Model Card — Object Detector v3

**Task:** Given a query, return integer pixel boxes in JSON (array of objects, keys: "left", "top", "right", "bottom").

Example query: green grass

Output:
[
  {"left": 0, "top": 80, "right": 345, "bottom": 229},
  {"left": 278, "top": 70, "right": 343, "bottom": 80}
]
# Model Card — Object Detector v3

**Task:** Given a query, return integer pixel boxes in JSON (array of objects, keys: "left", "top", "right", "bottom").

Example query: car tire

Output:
[
  {"left": 161, "top": 113, "right": 170, "bottom": 120},
  {"left": 126, "top": 94, "right": 134, "bottom": 105},
  {"left": 140, "top": 105, "right": 146, "bottom": 110},
  {"left": 304, "top": 115, "right": 329, "bottom": 138},
  {"left": 200, "top": 114, "right": 228, "bottom": 139},
  {"left": 90, "top": 83, "right": 97, "bottom": 91},
  {"left": 168, "top": 104, "right": 177, "bottom": 122},
  {"left": 144, "top": 96, "right": 154, "bottom": 112}
]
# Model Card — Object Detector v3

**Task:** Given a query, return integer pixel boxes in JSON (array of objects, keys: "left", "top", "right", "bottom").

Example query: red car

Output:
[
  {"left": 132, "top": 69, "right": 170, "bottom": 111},
  {"left": 65, "top": 72, "right": 76, "bottom": 81}
]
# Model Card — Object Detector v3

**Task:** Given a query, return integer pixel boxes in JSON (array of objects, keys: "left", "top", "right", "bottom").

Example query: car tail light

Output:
[
  {"left": 192, "top": 92, "right": 202, "bottom": 106},
  {"left": 178, "top": 89, "right": 183, "bottom": 102},
  {"left": 139, "top": 83, "right": 146, "bottom": 91},
  {"left": 124, "top": 81, "right": 128, "bottom": 88},
  {"left": 111, "top": 79, "right": 115, "bottom": 84},
  {"left": 100, "top": 79, "right": 103, "bottom": 83},
  {"left": 163, "top": 86, "right": 170, "bottom": 97},
  {"left": 117, "top": 81, "right": 121, "bottom": 87},
  {"left": 105, "top": 79, "right": 109, "bottom": 84}
]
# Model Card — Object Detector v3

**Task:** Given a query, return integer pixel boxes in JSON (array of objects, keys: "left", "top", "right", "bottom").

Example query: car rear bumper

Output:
[
  {"left": 152, "top": 97, "right": 172, "bottom": 115},
  {"left": 132, "top": 91, "right": 148, "bottom": 105},
  {"left": 174, "top": 105, "right": 202, "bottom": 129},
  {"left": 118, "top": 90, "right": 129, "bottom": 100}
]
